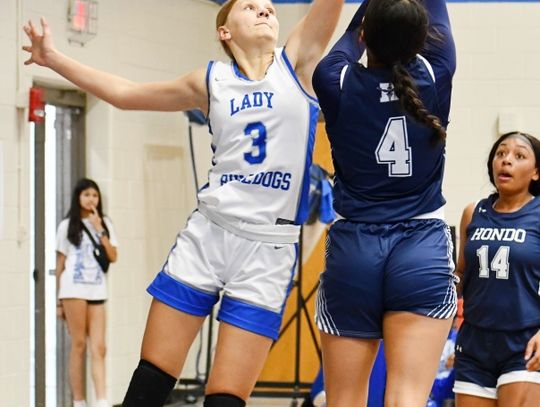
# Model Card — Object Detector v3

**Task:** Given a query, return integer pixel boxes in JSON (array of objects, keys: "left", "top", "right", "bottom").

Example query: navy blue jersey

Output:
[
  {"left": 313, "top": 0, "right": 455, "bottom": 223},
  {"left": 462, "top": 194, "right": 540, "bottom": 331}
]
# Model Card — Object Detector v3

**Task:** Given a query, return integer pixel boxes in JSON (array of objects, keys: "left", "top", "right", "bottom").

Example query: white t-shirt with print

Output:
[{"left": 56, "top": 217, "right": 118, "bottom": 300}]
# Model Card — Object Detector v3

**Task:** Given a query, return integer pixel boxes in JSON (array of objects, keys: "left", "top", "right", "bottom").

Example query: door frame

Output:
[{"left": 33, "top": 85, "right": 86, "bottom": 407}]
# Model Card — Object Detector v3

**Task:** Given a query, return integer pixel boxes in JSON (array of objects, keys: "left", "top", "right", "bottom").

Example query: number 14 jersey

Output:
[
  {"left": 463, "top": 195, "right": 540, "bottom": 331},
  {"left": 199, "top": 47, "right": 319, "bottom": 242}
]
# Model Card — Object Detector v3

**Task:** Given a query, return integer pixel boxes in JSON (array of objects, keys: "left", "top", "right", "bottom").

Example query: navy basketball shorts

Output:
[
  {"left": 316, "top": 218, "right": 457, "bottom": 338},
  {"left": 147, "top": 211, "right": 298, "bottom": 340},
  {"left": 454, "top": 322, "right": 540, "bottom": 398}
]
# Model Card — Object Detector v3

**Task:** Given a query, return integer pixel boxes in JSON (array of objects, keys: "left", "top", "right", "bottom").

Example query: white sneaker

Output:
[
  {"left": 95, "top": 399, "right": 110, "bottom": 407},
  {"left": 73, "top": 401, "right": 87, "bottom": 407}
]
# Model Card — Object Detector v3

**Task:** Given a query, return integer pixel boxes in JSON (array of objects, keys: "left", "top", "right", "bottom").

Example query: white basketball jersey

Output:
[{"left": 199, "top": 48, "right": 319, "bottom": 243}]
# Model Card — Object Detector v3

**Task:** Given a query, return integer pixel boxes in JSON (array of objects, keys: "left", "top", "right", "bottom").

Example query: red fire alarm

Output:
[
  {"left": 68, "top": 0, "right": 98, "bottom": 46},
  {"left": 28, "top": 87, "right": 45, "bottom": 123},
  {"left": 71, "top": 0, "right": 88, "bottom": 31}
]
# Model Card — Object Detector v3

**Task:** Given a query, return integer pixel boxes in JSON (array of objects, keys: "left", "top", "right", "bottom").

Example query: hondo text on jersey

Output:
[{"left": 470, "top": 228, "right": 527, "bottom": 243}]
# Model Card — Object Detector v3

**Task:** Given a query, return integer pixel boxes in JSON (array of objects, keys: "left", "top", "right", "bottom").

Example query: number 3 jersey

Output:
[
  {"left": 198, "top": 47, "right": 319, "bottom": 243},
  {"left": 462, "top": 194, "right": 540, "bottom": 331}
]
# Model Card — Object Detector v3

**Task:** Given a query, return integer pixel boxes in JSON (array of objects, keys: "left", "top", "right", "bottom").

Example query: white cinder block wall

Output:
[
  {"left": 1, "top": 1, "right": 540, "bottom": 406},
  {"left": 445, "top": 3, "right": 540, "bottom": 225}
]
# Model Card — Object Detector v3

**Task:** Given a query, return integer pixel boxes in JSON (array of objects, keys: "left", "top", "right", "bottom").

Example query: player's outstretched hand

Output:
[
  {"left": 525, "top": 329, "right": 540, "bottom": 371},
  {"left": 22, "top": 17, "right": 56, "bottom": 67}
]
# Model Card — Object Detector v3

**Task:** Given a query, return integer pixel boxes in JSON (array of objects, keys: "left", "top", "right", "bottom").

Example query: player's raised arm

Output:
[
  {"left": 23, "top": 18, "right": 208, "bottom": 113},
  {"left": 422, "top": 0, "right": 456, "bottom": 71},
  {"left": 283, "top": 0, "right": 344, "bottom": 94},
  {"left": 312, "top": 0, "right": 371, "bottom": 126},
  {"left": 421, "top": 0, "right": 456, "bottom": 120},
  {"left": 455, "top": 202, "right": 475, "bottom": 296}
]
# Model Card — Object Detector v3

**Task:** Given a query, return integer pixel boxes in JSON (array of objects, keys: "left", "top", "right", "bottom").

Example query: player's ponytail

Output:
[
  {"left": 362, "top": 0, "right": 445, "bottom": 144},
  {"left": 392, "top": 63, "right": 446, "bottom": 143}
]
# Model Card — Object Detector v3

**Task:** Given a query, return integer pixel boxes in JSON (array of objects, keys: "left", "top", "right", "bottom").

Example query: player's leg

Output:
[
  {"left": 455, "top": 394, "right": 497, "bottom": 407},
  {"left": 122, "top": 299, "right": 206, "bottom": 407},
  {"left": 320, "top": 333, "right": 380, "bottom": 406},
  {"left": 123, "top": 212, "right": 221, "bottom": 407},
  {"left": 495, "top": 327, "right": 540, "bottom": 407},
  {"left": 455, "top": 325, "right": 540, "bottom": 407},
  {"left": 383, "top": 311, "right": 452, "bottom": 406},
  {"left": 204, "top": 323, "right": 273, "bottom": 405},
  {"left": 315, "top": 220, "right": 386, "bottom": 406},
  {"left": 498, "top": 382, "right": 540, "bottom": 407},
  {"left": 383, "top": 219, "right": 457, "bottom": 407},
  {"left": 453, "top": 322, "right": 498, "bottom": 407},
  {"left": 204, "top": 236, "right": 298, "bottom": 405}
]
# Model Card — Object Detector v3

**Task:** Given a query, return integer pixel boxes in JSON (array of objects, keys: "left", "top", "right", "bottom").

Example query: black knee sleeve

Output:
[
  {"left": 204, "top": 393, "right": 246, "bottom": 407},
  {"left": 122, "top": 359, "right": 177, "bottom": 407}
]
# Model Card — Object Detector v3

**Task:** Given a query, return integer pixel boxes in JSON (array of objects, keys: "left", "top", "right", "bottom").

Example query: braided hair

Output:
[{"left": 362, "top": 0, "right": 446, "bottom": 143}]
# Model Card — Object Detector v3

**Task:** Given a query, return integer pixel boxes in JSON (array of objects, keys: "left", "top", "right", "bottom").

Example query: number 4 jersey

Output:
[
  {"left": 463, "top": 195, "right": 540, "bottom": 331},
  {"left": 198, "top": 48, "right": 319, "bottom": 243},
  {"left": 321, "top": 56, "right": 447, "bottom": 223}
]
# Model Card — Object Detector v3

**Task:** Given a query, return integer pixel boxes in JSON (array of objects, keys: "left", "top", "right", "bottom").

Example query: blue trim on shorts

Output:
[
  {"left": 275, "top": 243, "right": 299, "bottom": 335},
  {"left": 218, "top": 244, "right": 299, "bottom": 340},
  {"left": 218, "top": 297, "right": 283, "bottom": 340},
  {"left": 454, "top": 322, "right": 540, "bottom": 389},
  {"left": 281, "top": 243, "right": 299, "bottom": 313},
  {"left": 147, "top": 271, "right": 219, "bottom": 317},
  {"left": 318, "top": 219, "right": 456, "bottom": 338}
]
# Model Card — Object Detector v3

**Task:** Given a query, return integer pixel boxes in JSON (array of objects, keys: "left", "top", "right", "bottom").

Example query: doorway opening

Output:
[{"left": 31, "top": 87, "right": 86, "bottom": 407}]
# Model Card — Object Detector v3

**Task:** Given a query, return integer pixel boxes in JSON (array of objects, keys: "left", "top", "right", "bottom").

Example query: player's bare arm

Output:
[
  {"left": 284, "top": 0, "right": 344, "bottom": 95},
  {"left": 23, "top": 18, "right": 208, "bottom": 113},
  {"left": 456, "top": 202, "right": 475, "bottom": 296}
]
